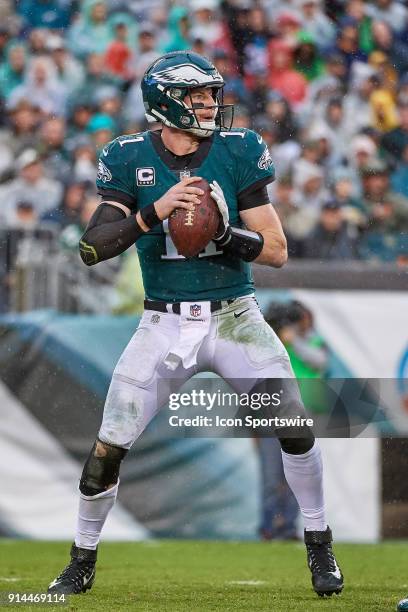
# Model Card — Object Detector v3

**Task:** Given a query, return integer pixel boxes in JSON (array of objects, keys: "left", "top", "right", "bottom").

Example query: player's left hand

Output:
[{"left": 210, "top": 180, "right": 229, "bottom": 240}]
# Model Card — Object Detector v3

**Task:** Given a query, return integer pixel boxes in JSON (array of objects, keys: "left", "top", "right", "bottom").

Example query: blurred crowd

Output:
[{"left": 0, "top": 0, "right": 408, "bottom": 311}]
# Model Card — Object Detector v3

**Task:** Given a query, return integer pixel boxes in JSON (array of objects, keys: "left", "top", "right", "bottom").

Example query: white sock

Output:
[
  {"left": 74, "top": 482, "right": 119, "bottom": 550},
  {"left": 281, "top": 441, "right": 327, "bottom": 532}
]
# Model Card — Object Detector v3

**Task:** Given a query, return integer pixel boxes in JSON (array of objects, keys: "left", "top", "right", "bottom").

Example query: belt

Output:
[{"left": 144, "top": 298, "right": 237, "bottom": 315}]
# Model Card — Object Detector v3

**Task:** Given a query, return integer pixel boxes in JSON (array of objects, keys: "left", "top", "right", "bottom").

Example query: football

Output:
[{"left": 169, "top": 178, "right": 220, "bottom": 258}]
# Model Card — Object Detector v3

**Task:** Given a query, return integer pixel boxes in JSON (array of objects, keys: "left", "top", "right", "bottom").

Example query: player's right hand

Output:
[{"left": 154, "top": 176, "right": 204, "bottom": 221}]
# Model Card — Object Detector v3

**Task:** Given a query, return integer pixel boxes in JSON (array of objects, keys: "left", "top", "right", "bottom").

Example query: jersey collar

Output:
[{"left": 149, "top": 129, "right": 214, "bottom": 173}]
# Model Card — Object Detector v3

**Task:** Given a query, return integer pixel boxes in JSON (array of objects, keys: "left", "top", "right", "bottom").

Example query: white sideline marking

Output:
[
  {"left": 226, "top": 580, "right": 267, "bottom": 586},
  {"left": 0, "top": 577, "right": 21, "bottom": 582}
]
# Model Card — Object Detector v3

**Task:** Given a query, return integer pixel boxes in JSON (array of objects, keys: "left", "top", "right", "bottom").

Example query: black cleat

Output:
[
  {"left": 304, "top": 526, "right": 344, "bottom": 597},
  {"left": 48, "top": 543, "right": 97, "bottom": 595}
]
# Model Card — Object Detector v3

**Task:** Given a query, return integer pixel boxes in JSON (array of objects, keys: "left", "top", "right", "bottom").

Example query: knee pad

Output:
[
  {"left": 79, "top": 439, "right": 128, "bottom": 496},
  {"left": 278, "top": 430, "right": 315, "bottom": 455}
]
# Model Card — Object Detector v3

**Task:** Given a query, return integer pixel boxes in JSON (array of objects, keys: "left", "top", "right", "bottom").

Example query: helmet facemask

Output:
[{"left": 181, "top": 86, "right": 234, "bottom": 137}]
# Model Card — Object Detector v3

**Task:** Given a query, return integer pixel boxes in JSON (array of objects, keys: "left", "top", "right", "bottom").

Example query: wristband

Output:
[
  {"left": 140, "top": 203, "right": 161, "bottom": 229},
  {"left": 214, "top": 227, "right": 264, "bottom": 262}
]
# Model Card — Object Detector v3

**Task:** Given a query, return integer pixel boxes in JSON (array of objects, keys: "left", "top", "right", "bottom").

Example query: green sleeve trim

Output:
[{"left": 79, "top": 240, "right": 99, "bottom": 265}]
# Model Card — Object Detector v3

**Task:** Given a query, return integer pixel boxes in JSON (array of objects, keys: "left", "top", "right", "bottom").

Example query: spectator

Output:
[
  {"left": 70, "top": 136, "right": 97, "bottom": 183},
  {"left": 46, "top": 35, "right": 85, "bottom": 96},
  {"left": 251, "top": 114, "right": 299, "bottom": 178},
  {"left": 342, "top": 0, "right": 374, "bottom": 55},
  {"left": 4, "top": 200, "right": 39, "bottom": 229},
  {"left": 0, "top": 42, "right": 27, "bottom": 100},
  {"left": 294, "top": 31, "right": 325, "bottom": 83},
  {"left": 87, "top": 113, "right": 115, "bottom": 152},
  {"left": 330, "top": 166, "right": 366, "bottom": 223},
  {"left": 77, "top": 53, "right": 121, "bottom": 106},
  {"left": 369, "top": 81, "right": 399, "bottom": 133},
  {"left": 67, "top": 0, "right": 113, "bottom": 60},
  {"left": 293, "top": 158, "right": 330, "bottom": 212},
  {"left": 347, "top": 133, "right": 379, "bottom": 195},
  {"left": 220, "top": 2, "right": 252, "bottom": 75},
  {"left": 41, "top": 179, "right": 88, "bottom": 227},
  {"left": 9, "top": 55, "right": 67, "bottom": 117},
  {"left": 131, "top": 26, "right": 159, "bottom": 80},
  {"left": 360, "top": 159, "right": 408, "bottom": 227},
  {"left": 242, "top": 6, "right": 271, "bottom": 85},
  {"left": 302, "top": 200, "right": 360, "bottom": 260},
  {"left": 332, "top": 24, "right": 368, "bottom": 81},
  {"left": 343, "top": 65, "right": 379, "bottom": 139},
  {"left": 104, "top": 16, "right": 133, "bottom": 82},
  {"left": 292, "top": 138, "right": 322, "bottom": 177},
  {"left": 161, "top": 6, "right": 191, "bottom": 53},
  {"left": 391, "top": 144, "right": 408, "bottom": 199},
  {"left": 265, "top": 91, "right": 298, "bottom": 142},
  {"left": 268, "top": 174, "right": 307, "bottom": 255},
  {"left": 28, "top": 28, "right": 49, "bottom": 56},
  {"left": 0, "top": 149, "right": 62, "bottom": 222},
  {"left": 382, "top": 100, "right": 408, "bottom": 167},
  {"left": 0, "top": 26, "right": 11, "bottom": 64},
  {"left": 190, "top": 0, "right": 222, "bottom": 46},
  {"left": 368, "top": 50, "right": 398, "bottom": 95},
  {"left": 213, "top": 49, "right": 249, "bottom": 108},
  {"left": 310, "top": 97, "right": 349, "bottom": 163},
  {"left": 296, "top": 0, "right": 336, "bottom": 51},
  {"left": 65, "top": 99, "right": 94, "bottom": 151},
  {"left": 267, "top": 40, "right": 308, "bottom": 108},
  {"left": 367, "top": 0, "right": 408, "bottom": 36},
  {"left": 0, "top": 134, "right": 13, "bottom": 182},
  {"left": 276, "top": 300, "right": 330, "bottom": 378},
  {"left": 371, "top": 20, "right": 408, "bottom": 76},
  {"left": 123, "top": 26, "right": 160, "bottom": 129},
  {"left": 305, "top": 53, "right": 347, "bottom": 123},
  {"left": 274, "top": 11, "right": 302, "bottom": 48},
  {"left": 94, "top": 86, "right": 125, "bottom": 132},
  {"left": 38, "top": 116, "right": 71, "bottom": 182},
  {"left": 359, "top": 160, "right": 408, "bottom": 261},
  {"left": 398, "top": 73, "right": 408, "bottom": 107},
  {"left": 4, "top": 99, "right": 39, "bottom": 156}
]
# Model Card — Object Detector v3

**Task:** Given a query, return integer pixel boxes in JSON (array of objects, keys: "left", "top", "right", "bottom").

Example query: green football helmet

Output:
[{"left": 142, "top": 51, "right": 234, "bottom": 138}]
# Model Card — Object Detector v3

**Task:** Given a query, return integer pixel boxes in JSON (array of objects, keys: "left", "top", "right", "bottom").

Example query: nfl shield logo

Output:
[{"left": 190, "top": 304, "right": 201, "bottom": 317}]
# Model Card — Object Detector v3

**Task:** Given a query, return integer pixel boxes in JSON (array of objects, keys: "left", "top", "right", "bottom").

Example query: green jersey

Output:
[{"left": 96, "top": 128, "right": 275, "bottom": 302}]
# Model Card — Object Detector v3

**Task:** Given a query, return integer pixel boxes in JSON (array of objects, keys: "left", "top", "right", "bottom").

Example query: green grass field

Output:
[{"left": 0, "top": 540, "right": 407, "bottom": 611}]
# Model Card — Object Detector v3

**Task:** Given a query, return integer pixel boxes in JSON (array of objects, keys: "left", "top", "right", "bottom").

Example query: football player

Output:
[{"left": 48, "top": 51, "right": 343, "bottom": 599}]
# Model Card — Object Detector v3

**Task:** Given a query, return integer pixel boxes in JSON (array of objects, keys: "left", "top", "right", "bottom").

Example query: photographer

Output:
[{"left": 257, "top": 300, "right": 329, "bottom": 540}]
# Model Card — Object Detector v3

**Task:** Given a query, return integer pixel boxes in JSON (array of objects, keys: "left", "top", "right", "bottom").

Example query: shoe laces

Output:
[
  {"left": 57, "top": 558, "right": 93, "bottom": 589},
  {"left": 307, "top": 542, "right": 337, "bottom": 575}
]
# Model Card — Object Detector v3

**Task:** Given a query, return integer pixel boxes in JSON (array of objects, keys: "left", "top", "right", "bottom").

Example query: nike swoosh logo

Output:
[
  {"left": 48, "top": 579, "right": 59, "bottom": 589},
  {"left": 102, "top": 148, "right": 109, "bottom": 156},
  {"left": 82, "top": 571, "right": 94, "bottom": 586},
  {"left": 330, "top": 564, "right": 342, "bottom": 580},
  {"left": 234, "top": 309, "right": 249, "bottom": 318}
]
